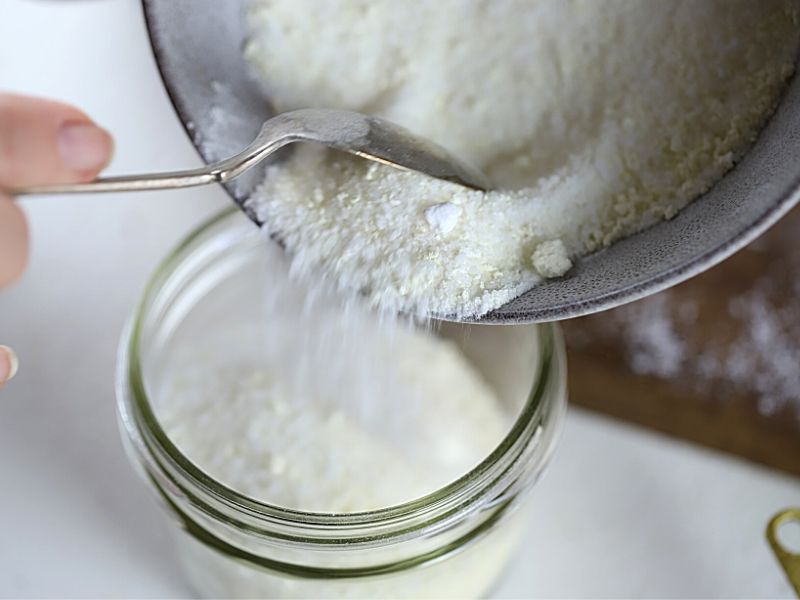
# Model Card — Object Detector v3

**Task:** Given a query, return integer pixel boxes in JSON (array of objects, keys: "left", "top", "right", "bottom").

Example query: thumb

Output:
[
  {"left": 0, "top": 93, "right": 113, "bottom": 190},
  {"left": 0, "top": 345, "right": 18, "bottom": 388},
  {"left": 0, "top": 192, "right": 27, "bottom": 286}
]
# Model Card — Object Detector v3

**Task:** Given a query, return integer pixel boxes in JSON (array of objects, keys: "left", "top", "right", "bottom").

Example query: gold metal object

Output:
[{"left": 767, "top": 508, "right": 800, "bottom": 597}]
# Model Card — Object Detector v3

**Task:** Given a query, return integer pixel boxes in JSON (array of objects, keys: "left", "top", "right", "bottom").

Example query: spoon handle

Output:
[
  {"left": 12, "top": 123, "right": 290, "bottom": 196},
  {"left": 13, "top": 166, "right": 224, "bottom": 195}
]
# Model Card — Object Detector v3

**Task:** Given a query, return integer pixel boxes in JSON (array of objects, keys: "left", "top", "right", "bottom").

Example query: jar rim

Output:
[{"left": 118, "top": 208, "right": 564, "bottom": 539}]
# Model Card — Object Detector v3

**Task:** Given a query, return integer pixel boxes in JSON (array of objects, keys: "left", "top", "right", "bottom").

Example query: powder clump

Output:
[{"left": 531, "top": 239, "right": 572, "bottom": 279}]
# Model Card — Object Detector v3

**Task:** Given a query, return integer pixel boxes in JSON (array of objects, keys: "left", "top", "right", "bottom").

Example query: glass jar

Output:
[{"left": 116, "top": 209, "right": 567, "bottom": 599}]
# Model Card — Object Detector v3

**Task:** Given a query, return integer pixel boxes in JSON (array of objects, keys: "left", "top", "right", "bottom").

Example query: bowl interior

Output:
[{"left": 142, "top": 0, "right": 800, "bottom": 323}]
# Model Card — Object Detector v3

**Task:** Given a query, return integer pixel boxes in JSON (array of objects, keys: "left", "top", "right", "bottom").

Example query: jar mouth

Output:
[{"left": 119, "top": 208, "right": 565, "bottom": 534}]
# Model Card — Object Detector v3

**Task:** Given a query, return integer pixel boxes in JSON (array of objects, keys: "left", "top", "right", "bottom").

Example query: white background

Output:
[{"left": 0, "top": 1, "right": 798, "bottom": 597}]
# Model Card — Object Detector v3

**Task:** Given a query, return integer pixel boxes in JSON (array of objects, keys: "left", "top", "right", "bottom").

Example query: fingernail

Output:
[
  {"left": 0, "top": 345, "right": 18, "bottom": 384},
  {"left": 57, "top": 122, "right": 113, "bottom": 173}
]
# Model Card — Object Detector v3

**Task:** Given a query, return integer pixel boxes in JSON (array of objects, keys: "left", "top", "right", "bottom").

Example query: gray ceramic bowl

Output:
[{"left": 142, "top": 0, "right": 800, "bottom": 324}]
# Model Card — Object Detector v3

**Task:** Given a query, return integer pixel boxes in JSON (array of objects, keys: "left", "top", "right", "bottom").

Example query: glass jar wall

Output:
[{"left": 116, "top": 209, "right": 567, "bottom": 598}]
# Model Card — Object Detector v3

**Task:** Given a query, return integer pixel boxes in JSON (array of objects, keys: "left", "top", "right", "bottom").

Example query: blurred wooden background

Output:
[{"left": 564, "top": 206, "right": 800, "bottom": 476}]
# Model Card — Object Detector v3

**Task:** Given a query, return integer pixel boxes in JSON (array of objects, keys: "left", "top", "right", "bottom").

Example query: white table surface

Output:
[{"left": 1, "top": 1, "right": 798, "bottom": 598}]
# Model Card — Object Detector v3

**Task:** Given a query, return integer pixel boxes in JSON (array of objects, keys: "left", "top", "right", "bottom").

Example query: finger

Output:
[
  {"left": 0, "top": 193, "right": 28, "bottom": 287},
  {"left": 0, "top": 345, "right": 19, "bottom": 388},
  {"left": 0, "top": 93, "right": 113, "bottom": 189}
]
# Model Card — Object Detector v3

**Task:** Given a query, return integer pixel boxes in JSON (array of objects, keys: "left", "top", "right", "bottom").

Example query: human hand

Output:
[{"left": 0, "top": 93, "right": 113, "bottom": 387}]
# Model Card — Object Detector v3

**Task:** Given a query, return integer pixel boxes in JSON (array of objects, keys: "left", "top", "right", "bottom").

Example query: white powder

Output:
[
  {"left": 156, "top": 243, "right": 509, "bottom": 512},
  {"left": 243, "top": 0, "right": 800, "bottom": 318}
]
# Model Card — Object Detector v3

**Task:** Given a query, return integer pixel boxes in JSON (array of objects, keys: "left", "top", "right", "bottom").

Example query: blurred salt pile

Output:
[{"left": 565, "top": 209, "right": 800, "bottom": 420}]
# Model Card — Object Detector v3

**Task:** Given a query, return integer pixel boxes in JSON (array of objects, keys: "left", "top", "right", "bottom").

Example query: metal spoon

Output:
[{"left": 14, "top": 109, "right": 490, "bottom": 197}]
